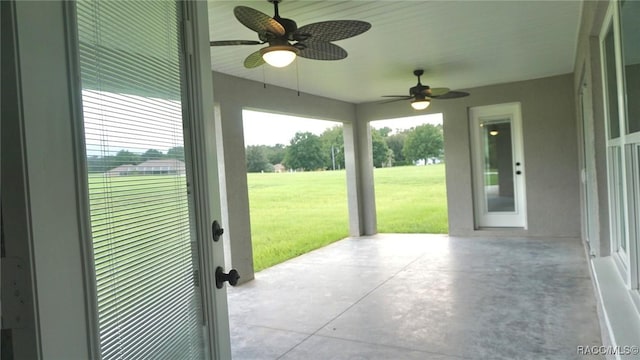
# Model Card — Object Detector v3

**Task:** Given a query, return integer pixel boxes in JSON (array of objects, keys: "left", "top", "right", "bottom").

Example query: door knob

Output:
[
  {"left": 215, "top": 267, "right": 240, "bottom": 288},
  {"left": 212, "top": 220, "right": 224, "bottom": 242}
]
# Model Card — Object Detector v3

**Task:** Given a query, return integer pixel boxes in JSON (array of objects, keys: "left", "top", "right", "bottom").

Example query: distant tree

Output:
[
  {"left": 114, "top": 150, "right": 141, "bottom": 166},
  {"left": 264, "top": 144, "right": 287, "bottom": 165},
  {"left": 87, "top": 155, "right": 110, "bottom": 173},
  {"left": 371, "top": 130, "right": 391, "bottom": 168},
  {"left": 284, "top": 132, "right": 328, "bottom": 171},
  {"left": 246, "top": 146, "right": 272, "bottom": 173},
  {"left": 385, "top": 132, "right": 408, "bottom": 166},
  {"left": 319, "top": 126, "right": 345, "bottom": 170},
  {"left": 385, "top": 148, "right": 395, "bottom": 166},
  {"left": 403, "top": 124, "right": 444, "bottom": 163},
  {"left": 166, "top": 146, "right": 185, "bottom": 161},
  {"left": 376, "top": 126, "right": 393, "bottom": 137},
  {"left": 142, "top": 149, "right": 164, "bottom": 161}
]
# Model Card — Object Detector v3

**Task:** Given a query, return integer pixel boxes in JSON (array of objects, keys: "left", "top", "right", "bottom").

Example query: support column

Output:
[
  {"left": 343, "top": 117, "right": 377, "bottom": 236},
  {"left": 215, "top": 103, "right": 255, "bottom": 284}
]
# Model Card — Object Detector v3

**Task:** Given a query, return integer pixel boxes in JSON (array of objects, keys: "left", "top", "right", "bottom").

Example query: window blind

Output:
[{"left": 76, "top": 1, "right": 205, "bottom": 359}]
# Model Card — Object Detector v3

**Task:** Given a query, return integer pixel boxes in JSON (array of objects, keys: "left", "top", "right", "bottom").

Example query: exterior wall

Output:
[{"left": 357, "top": 74, "right": 580, "bottom": 238}]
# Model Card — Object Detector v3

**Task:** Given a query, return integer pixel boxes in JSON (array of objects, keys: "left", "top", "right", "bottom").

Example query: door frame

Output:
[
  {"left": 181, "top": 1, "right": 232, "bottom": 358},
  {"left": 578, "top": 64, "right": 600, "bottom": 256},
  {"left": 469, "top": 102, "right": 527, "bottom": 228}
]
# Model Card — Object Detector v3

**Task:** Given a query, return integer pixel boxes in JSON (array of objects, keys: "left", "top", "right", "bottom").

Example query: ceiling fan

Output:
[
  {"left": 382, "top": 70, "right": 470, "bottom": 110},
  {"left": 210, "top": 0, "right": 371, "bottom": 68}
]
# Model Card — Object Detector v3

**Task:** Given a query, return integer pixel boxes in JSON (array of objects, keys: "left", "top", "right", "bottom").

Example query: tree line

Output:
[
  {"left": 87, "top": 146, "right": 185, "bottom": 173},
  {"left": 246, "top": 123, "right": 443, "bottom": 173}
]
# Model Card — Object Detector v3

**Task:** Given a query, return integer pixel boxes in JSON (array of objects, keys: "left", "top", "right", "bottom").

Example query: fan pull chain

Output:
[
  {"left": 296, "top": 58, "right": 300, "bottom": 96},
  {"left": 262, "top": 65, "right": 267, "bottom": 89}
]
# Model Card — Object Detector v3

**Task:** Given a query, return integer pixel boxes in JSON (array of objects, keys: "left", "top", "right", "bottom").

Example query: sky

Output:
[{"left": 242, "top": 110, "right": 444, "bottom": 146}]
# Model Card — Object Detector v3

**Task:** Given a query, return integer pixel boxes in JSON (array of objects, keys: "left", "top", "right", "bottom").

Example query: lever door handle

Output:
[{"left": 216, "top": 267, "right": 240, "bottom": 288}]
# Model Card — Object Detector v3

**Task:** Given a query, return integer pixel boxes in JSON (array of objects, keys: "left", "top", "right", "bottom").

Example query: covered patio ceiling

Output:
[{"left": 207, "top": 0, "right": 582, "bottom": 104}]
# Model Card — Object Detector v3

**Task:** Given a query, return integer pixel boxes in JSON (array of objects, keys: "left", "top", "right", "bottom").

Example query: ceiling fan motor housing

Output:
[
  {"left": 410, "top": 84, "right": 430, "bottom": 97},
  {"left": 276, "top": 18, "right": 298, "bottom": 37}
]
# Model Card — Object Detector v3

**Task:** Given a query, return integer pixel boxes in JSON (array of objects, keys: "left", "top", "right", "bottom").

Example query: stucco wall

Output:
[{"left": 357, "top": 74, "right": 580, "bottom": 238}]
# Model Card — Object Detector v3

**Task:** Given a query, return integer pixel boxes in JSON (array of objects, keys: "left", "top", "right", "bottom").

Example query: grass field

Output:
[
  {"left": 248, "top": 164, "right": 448, "bottom": 271},
  {"left": 87, "top": 174, "right": 201, "bottom": 332},
  {"left": 87, "top": 165, "right": 448, "bottom": 274},
  {"left": 374, "top": 165, "right": 448, "bottom": 234}
]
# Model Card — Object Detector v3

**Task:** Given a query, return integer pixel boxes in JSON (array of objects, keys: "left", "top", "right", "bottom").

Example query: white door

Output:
[
  {"left": 470, "top": 103, "right": 527, "bottom": 228},
  {"left": 74, "top": 1, "right": 231, "bottom": 358}
]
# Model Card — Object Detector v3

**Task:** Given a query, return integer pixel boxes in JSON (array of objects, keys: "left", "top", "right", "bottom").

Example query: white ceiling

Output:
[{"left": 207, "top": 0, "right": 582, "bottom": 104}]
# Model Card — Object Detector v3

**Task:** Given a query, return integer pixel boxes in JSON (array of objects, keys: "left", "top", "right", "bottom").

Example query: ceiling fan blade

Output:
[
  {"left": 426, "top": 87, "right": 450, "bottom": 97},
  {"left": 234, "top": 6, "right": 285, "bottom": 37},
  {"left": 294, "top": 20, "right": 371, "bottom": 42},
  {"left": 210, "top": 40, "right": 263, "bottom": 46},
  {"left": 431, "top": 91, "right": 470, "bottom": 99},
  {"left": 243, "top": 49, "right": 266, "bottom": 68},
  {"left": 298, "top": 42, "right": 347, "bottom": 60},
  {"left": 382, "top": 95, "right": 412, "bottom": 98},
  {"left": 379, "top": 97, "right": 412, "bottom": 104}
]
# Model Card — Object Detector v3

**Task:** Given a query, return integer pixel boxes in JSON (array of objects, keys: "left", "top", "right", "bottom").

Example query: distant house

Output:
[
  {"left": 107, "top": 159, "right": 186, "bottom": 176},
  {"left": 273, "top": 163, "right": 286, "bottom": 173}
]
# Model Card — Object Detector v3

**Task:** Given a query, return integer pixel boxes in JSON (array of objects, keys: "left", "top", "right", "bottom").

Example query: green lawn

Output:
[
  {"left": 247, "top": 171, "right": 350, "bottom": 271},
  {"left": 87, "top": 165, "right": 449, "bottom": 274},
  {"left": 87, "top": 175, "right": 198, "bottom": 321},
  {"left": 248, "top": 164, "right": 448, "bottom": 271},
  {"left": 374, "top": 165, "right": 448, "bottom": 234}
]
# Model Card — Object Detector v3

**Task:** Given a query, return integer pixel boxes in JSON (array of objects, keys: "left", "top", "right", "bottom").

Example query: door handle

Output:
[
  {"left": 216, "top": 267, "right": 240, "bottom": 288},
  {"left": 212, "top": 220, "right": 224, "bottom": 242}
]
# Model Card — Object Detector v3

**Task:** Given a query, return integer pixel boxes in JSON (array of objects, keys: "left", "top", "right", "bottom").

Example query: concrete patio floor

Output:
[{"left": 227, "top": 234, "right": 603, "bottom": 359}]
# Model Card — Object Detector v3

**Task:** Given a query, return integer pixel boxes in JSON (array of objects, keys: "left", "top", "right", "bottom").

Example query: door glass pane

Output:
[
  {"left": 76, "top": 1, "right": 205, "bottom": 359},
  {"left": 617, "top": 148, "right": 627, "bottom": 251},
  {"left": 482, "top": 119, "right": 515, "bottom": 212},
  {"left": 603, "top": 25, "right": 621, "bottom": 139},
  {"left": 620, "top": 0, "right": 640, "bottom": 133},
  {"left": 611, "top": 146, "right": 627, "bottom": 253}
]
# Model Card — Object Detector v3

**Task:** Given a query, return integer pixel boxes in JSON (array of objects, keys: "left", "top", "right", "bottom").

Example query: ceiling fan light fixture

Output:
[
  {"left": 260, "top": 45, "right": 299, "bottom": 68},
  {"left": 411, "top": 98, "right": 431, "bottom": 110}
]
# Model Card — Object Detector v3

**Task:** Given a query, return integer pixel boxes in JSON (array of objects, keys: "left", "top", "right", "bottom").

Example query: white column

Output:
[
  {"left": 215, "top": 103, "right": 255, "bottom": 283},
  {"left": 343, "top": 118, "right": 377, "bottom": 236}
]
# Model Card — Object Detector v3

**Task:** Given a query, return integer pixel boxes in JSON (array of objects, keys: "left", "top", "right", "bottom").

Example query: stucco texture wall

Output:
[{"left": 358, "top": 74, "right": 580, "bottom": 238}]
